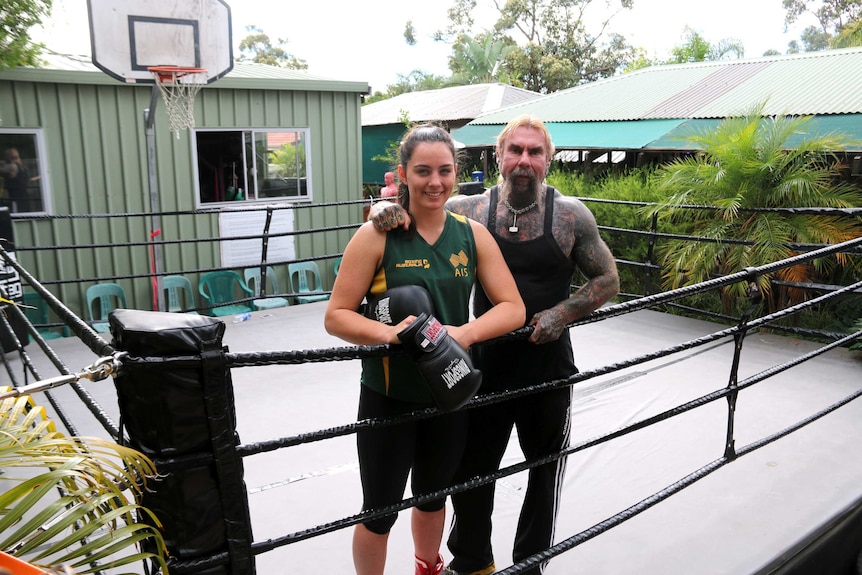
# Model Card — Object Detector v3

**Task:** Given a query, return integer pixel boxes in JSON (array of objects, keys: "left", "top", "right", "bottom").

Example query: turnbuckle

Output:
[{"left": 0, "top": 352, "right": 127, "bottom": 400}]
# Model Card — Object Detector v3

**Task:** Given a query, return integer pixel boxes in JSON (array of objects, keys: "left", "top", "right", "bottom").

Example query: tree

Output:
[
  {"left": 237, "top": 25, "right": 307, "bottom": 70},
  {"left": 363, "top": 70, "right": 448, "bottom": 104},
  {"left": 625, "top": 27, "right": 745, "bottom": 72},
  {"left": 447, "top": 33, "right": 517, "bottom": 85},
  {"left": 832, "top": 17, "right": 862, "bottom": 46},
  {"left": 0, "top": 0, "right": 52, "bottom": 69},
  {"left": 404, "top": 19, "right": 418, "bottom": 46},
  {"left": 666, "top": 27, "right": 745, "bottom": 63},
  {"left": 269, "top": 142, "right": 306, "bottom": 178},
  {"left": 648, "top": 103, "right": 862, "bottom": 314},
  {"left": 622, "top": 47, "right": 654, "bottom": 72},
  {"left": 436, "top": 0, "right": 637, "bottom": 93},
  {"left": 782, "top": 0, "right": 862, "bottom": 50}
]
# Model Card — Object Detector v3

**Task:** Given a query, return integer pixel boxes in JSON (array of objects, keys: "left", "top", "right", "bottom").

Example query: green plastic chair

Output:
[
  {"left": 198, "top": 270, "right": 254, "bottom": 317},
  {"left": 161, "top": 275, "right": 200, "bottom": 314},
  {"left": 243, "top": 266, "right": 290, "bottom": 310},
  {"left": 85, "top": 283, "right": 127, "bottom": 333},
  {"left": 22, "top": 291, "right": 67, "bottom": 341},
  {"left": 288, "top": 261, "right": 330, "bottom": 304},
  {"left": 333, "top": 257, "right": 342, "bottom": 276}
]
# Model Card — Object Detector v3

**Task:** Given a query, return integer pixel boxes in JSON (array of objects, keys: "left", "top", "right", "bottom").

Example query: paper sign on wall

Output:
[{"left": 218, "top": 209, "right": 296, "bottom": 267}]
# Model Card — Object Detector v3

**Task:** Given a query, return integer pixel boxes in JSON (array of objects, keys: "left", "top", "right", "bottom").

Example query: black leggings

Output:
[{"left": 357, "top": 385, "right": 468, "bottom": 534}]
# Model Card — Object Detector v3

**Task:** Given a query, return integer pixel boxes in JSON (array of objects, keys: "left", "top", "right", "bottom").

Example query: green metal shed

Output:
[{"left": 0, "top": 56, "right": 370, "bottom": 316}]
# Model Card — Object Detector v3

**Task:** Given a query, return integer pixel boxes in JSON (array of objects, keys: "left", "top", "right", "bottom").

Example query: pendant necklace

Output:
[{"left": 503, "top": 198, "right": 537, "bottom": 233}]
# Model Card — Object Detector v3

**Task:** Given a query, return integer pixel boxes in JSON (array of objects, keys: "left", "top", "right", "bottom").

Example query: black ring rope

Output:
[
  {"left": 11, "top": 197, "right": 374, "bottom": 222},
  {"left": 600, "top": 224, "right": 862, "bottom": 256},
  {"left": 0, "top": 305, "right": 84, "bottom": 437},
  {"left": 239, "top": 328, "right": 862, "bottom": 567},
  {"left": 67, "top": 320, "right": 862, "bottom": 575},
  {"left": 497, "top": 383, "right": 862, "bottom": 574},
  {"left": 576, "top": 237, "right": 862, "bottom": 327},
  {"left": 15, "top": 223, "right": 361, "bottom": 254},
  {"left": 577, "top": 195, "right": 862, "bottom": 217},
  {"left": 0, "top": 246, "right": 121, "bottom": 439},
  {"left": 247, "top": 326, "right": 862, "bottom": 570},
  {"left": 23, "top": 252, "right": 347, "bottom": 295},
  {"left": 3, "top": 220, "right": 858, "bottom": 572},
  {"left": 228, "top": 282, "right": 858, "bottom": 462}
]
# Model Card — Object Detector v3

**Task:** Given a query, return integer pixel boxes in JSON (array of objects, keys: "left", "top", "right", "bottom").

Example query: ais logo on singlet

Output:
[
  {"left": 395, "top": 259, "right": 430, "bottom": 269},
  {"left": 449, "top": 250, "right": 470, "bottom": 278}
]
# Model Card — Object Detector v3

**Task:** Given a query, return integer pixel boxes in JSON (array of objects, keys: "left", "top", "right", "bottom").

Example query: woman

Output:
[{"left": 324, "top": 124, "right": 525, "bottom": 575}]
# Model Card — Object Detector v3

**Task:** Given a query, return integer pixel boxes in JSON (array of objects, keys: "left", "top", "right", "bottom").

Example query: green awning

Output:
[
  {"left": 452, "top": 119, "right": 687, "bottom": 149},
  {"left": 645, "top": 114, "right": 862, "bottom": 150},
  {"left": 452, "top": 115, "right": 862, "bottom": 152},
  {"left": 450, "top": 124, "right": 507, "bottom": 147}
]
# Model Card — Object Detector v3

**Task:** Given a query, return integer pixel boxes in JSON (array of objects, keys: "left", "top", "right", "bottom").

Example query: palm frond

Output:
[{"left": 0, "top": 392, "right": 170, "bottom": 574}]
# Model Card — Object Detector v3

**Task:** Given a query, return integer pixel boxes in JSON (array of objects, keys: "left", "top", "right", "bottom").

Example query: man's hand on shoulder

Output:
[{"left": 368, "top": 200, "right": 410, "bottom": 231}]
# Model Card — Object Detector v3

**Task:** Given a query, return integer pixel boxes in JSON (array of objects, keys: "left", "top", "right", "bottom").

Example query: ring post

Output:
[{"left": 108, "top": 309, "right": 254, "bottom": 575}]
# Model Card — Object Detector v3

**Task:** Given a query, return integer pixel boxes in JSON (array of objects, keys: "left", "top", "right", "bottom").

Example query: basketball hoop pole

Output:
[{"left": 144, "top": 85, "right": 165, "bottom": 311}]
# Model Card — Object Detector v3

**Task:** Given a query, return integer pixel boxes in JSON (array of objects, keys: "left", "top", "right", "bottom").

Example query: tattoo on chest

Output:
[
  {"left": 498, "top": 206, "right": 543, "bottom": 238},
  {"left": 495, "top": 204, "right": 577, "bottom": 257}
]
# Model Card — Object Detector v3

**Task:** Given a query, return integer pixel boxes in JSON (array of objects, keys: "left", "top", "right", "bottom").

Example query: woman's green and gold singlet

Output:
[{"left": 361, "top": 211, "right": 477, "bottom": 403}]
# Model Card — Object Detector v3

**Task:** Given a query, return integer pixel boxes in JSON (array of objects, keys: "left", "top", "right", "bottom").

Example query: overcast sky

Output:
[{"left": 36, "top": 0, "right": 816, "bottom": 92}]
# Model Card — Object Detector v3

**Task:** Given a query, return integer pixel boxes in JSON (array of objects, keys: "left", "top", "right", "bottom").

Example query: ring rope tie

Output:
[{"left": 0, "top": 353, "right": 127, "bottom": 400}]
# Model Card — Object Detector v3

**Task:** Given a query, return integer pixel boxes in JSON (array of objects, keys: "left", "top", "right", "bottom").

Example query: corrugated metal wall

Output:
[{"left": 0, "top": 70, "right": 364, "bottom": 318}]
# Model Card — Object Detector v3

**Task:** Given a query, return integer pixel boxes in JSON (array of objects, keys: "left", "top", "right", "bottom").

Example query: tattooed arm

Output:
[{"left": 529, "top": 195, "right": 620, "bottom": 344}]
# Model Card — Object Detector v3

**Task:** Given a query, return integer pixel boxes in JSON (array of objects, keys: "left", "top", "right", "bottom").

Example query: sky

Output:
[{"left": 35, "top": 0, "right": 817, "bottom": 93}]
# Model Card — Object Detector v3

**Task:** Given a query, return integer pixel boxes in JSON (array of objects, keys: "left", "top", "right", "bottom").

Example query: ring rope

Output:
[
  {"left": 4, "top": 232, "right": 859, "bottom": 573},
  {"left": 499, "top": 384, "right": 862, "bottom": 574}
]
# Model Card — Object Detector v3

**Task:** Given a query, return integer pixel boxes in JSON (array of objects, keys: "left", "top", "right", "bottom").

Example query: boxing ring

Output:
[{"left": 1, "top": 238, "right": 861, "bottom": 575}]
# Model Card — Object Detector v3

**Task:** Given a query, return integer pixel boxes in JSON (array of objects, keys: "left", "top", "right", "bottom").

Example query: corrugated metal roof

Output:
[
  {"left": 467, "top": 47, "right": 862, "bottom": 125},
  {"left": 360, "top": 83, "right": 542, "bottom": 126}
]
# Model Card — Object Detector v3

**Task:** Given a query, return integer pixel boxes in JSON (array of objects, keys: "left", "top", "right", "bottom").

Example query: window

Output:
[
  {"left": 193, "top": 128, "right": 312, "bottom": 206},
  {"left": 0, "top": 130, "right": 50, "bottom": 215}
]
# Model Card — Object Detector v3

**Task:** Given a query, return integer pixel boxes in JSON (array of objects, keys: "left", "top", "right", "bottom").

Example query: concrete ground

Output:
[{"left": 6, "top": 302, "right": 862, "bottom": 575}]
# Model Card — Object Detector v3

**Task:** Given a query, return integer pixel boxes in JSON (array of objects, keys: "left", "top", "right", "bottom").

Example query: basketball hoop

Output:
[{"left": 148, "top": 65, "right": 208, "bottom": 137}]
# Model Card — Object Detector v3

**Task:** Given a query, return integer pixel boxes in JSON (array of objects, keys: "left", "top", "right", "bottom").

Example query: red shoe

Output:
[{"left": 415, "top": 553, "right": 444, "bottom": 575}]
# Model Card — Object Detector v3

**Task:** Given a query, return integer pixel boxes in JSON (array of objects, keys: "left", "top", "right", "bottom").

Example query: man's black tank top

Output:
[{"left": 473, "top": 185, "right": 577, "bottom": 391}]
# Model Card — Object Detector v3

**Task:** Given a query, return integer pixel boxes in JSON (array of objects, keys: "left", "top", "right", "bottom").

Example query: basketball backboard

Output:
[{"left": 87, "top": 0, "right": 233, "bottom": 84}]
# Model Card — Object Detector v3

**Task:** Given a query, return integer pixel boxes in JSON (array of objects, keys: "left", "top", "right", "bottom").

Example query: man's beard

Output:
[{"left": 503, "top": 167, "right": 541, "bottom": 206}]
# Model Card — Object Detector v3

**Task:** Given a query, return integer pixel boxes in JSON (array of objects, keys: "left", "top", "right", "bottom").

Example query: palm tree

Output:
[
  {"left": 832, "top": 19, "right": 862, "bottom": 48},
  {"left": 0, "top": 393, "right": 169, "bottom": 574},
  {"left": 648, "top": 103, "right": 862, "bottom": 313},
  {"left": 447, "top": 34, "right": 516, "bottom": 86}
]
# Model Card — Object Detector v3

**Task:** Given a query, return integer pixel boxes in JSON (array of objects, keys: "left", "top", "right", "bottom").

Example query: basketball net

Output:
[{"left": 149, "top": 66, "right": 208, "bottom": 137}]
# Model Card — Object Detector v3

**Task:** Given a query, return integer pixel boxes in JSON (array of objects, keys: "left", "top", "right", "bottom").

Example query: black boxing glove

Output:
[
  {"left": 364, "top": 285, "right": 435, "bottom": 325},
  {"left": 397, "top": 312, "right": 482, "bottom": 412}
]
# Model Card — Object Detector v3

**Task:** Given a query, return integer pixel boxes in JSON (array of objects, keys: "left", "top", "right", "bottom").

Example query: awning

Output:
[
  {"left": 645, "top": 114, "right": 862, "bottom": 150},
  {"left": 452, "top": 119, "right": 686, "bottom": 149},
  {"left": 452, "top": 115, "right": 862, "bottom": 152}
]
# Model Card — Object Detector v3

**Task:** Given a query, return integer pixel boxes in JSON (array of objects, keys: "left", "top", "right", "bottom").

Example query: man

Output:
[
  {"left": 1, "top": 148, "right": 30, "bottom": 212},
  {"left": 369, "top": 115, "right": 619, "bottom": 575},
  {"left": 379, "top": 171, "right": 398, "bottom": 198}
]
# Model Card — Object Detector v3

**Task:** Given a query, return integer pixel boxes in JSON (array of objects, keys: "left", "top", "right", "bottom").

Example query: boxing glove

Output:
[
  {"left": 364, "top": 285, "right": 435, "bottom": 325},
  {"left": 397, "top": 312, "right": 482, "bottom": 412}
]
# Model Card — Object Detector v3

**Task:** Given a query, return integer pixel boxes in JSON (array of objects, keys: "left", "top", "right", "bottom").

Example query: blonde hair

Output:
[{"left": 495, "top": 115, "right": 555, "bottom": 159}]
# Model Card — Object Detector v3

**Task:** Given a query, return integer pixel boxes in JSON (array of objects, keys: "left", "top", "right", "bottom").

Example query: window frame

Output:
[
  {"left": 192, "top": 127, "right": 313, "bottom": 208},
  {"left": 0, "top": 128, "right": 52, "bottom": 216}
]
